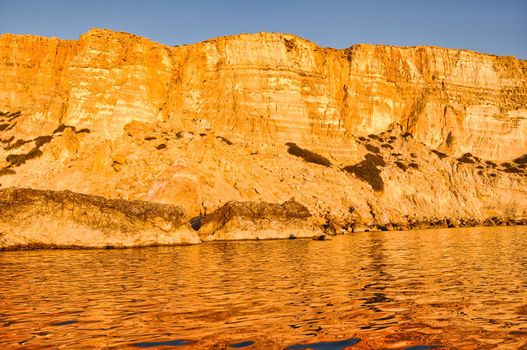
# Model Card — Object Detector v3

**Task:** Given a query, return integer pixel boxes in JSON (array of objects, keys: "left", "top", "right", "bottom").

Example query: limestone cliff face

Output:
[
  {"left": 0, "top": 29, "right": 525, "bottom": 237},
  {"left": 1, "top": 29, "right": 525, "bottom": 160}
]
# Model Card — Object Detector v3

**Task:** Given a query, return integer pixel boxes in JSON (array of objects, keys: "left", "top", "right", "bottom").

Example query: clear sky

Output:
[{"left": 1, "top": 0, "right": 526, "bottom": 59}]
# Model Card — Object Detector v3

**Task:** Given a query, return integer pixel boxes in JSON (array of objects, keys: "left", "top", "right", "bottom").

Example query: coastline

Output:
[{"left": 1, "top": 187, "right": 525, "bottom": 251}]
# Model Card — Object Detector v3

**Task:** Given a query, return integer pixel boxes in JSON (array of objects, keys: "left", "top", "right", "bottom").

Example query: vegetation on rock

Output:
[
  {"left": 513, "top": 154, "right": 527, "bottom": 164},
  {"left": 285, "top": 142, "right": 331, "bottom": 167},
  {"left": 432, "top": 150, "right": 448, "bottom": 159},
  {"left": 216, "top": 136, "right": 233, "bottom": 145},
  {"left": 395, "top": 161, "right": 408, "bottom": 171},
  {"left": 457, "top": 153, "right": 478, "bottom": 164},
  {"left": 343, "top": 153, "right": 385, "bottom": 192},
  {"left": 365, "top": 144, "right": 380, "bottom": 153}
]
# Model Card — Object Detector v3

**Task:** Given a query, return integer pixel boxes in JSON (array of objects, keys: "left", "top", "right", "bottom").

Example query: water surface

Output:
[{"left": 1, "top": 226, "right": 526, "bottom": 349}]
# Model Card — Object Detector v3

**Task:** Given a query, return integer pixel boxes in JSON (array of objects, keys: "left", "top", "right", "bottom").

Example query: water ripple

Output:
[{"left": 0, "top": 226, "right": 526, "bottom": 349}]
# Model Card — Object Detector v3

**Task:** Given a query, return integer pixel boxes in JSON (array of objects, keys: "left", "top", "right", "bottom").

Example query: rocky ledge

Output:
[
  {"left": 197, "top": 198, "right": 324, "bottom": 241},
  {"left": 0, "top": 188, "right": 525, "bottom": 250},
  {"left": 0, "top": 187, "right": 200, "bottom": 249}
]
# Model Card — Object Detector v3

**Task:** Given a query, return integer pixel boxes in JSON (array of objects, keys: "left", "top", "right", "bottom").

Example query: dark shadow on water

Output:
[
  {"left": 51, "top": 320, "right": 78, "bottom": 326},
  {"left": 131, "top": 339, "right": 191, "bottom": 348},
  {"left": 286, "top": 337, "right": 360, "bottom": 350},
  {"left": 361, "top": 292, "right": 391, "bottom": 305},
  {"left": 230, "top": 340, "right": 255, "bottom": 348}
]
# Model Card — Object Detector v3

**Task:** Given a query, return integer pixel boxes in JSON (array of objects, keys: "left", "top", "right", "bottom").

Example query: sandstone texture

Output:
[
  {"left": 0, "top": 188, "right": 200, "bottom": 249},
  {"left": 198, "top": 199, "right": 323, "bottom": 241},
  {"left": 0, "top": 29, "right": 526, "bottom": 245}
]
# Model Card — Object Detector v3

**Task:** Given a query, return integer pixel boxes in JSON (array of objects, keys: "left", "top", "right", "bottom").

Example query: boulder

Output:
[
  {"left": 198, "top": 198, "right": 324, "bottom": 241},
  {"left": 0, "top": 187, "right": 200, "bottom": 249}
]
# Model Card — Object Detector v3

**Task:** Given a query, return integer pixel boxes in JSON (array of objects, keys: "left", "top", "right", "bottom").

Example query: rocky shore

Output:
[
  {"left": 0, "top": 188, "right": 200, "bottom": 250},
  {"left": 197, "top": 198, "right": 324, "bottom": 241},
  {"left": 0, "top": 187, "right": 524, "bottom": 250},
  {"left": 325, "top": 213, "right": 527, "bottom": 234}
]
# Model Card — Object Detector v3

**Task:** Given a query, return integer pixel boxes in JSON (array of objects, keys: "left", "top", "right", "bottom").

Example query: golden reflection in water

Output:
[{"left": 0, "top": 226, "right": 526, "bottom": 349}]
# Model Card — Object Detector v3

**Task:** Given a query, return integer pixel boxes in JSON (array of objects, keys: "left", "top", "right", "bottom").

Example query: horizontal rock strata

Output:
[
  {"left": 0, "top": 187, "right": 200, "bottom": 249},
  {"left": 1, "top": 29, "right": 526, "bottom": 161}
]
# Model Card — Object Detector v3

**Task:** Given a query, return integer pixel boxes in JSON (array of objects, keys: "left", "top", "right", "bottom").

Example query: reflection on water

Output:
[
  {"left": 230, "top": 340, "right": 255, "bottom": 348},
  {"left": 285, "top": 337, "right": 360, "bottom": 349},
  {"left": 132, "top": 339, "right": 192, "bottom": 348},
  {"left": 51, "top": 320, "right": 78, "bottom": 327},
  {"left": 1, "top": 226, "right": 526, "bottom": 349}
]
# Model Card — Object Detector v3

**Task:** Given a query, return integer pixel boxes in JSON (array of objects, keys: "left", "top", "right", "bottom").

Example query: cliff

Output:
[
  {"left": 0, "top": 29, "right": 525, "bottom": 242},
  {"left": 2, "top": 29, "right": 526, "bottom": 160}
]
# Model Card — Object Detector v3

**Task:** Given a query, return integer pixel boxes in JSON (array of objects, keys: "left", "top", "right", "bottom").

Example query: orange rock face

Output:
[
  {"left": 1, "top": 29, "right": 525, "bottom": 160},
  {"left": 0, "top": 29, "right": 525, "bottom": 228}
]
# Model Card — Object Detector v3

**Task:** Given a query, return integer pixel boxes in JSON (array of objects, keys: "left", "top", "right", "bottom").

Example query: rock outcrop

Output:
[
  {"left": 0, "top": 188, "right": 200, "bottom": 249},
  {"left": 198, "top": 199, "right": 324, "bottom": 241},
  {"left": 0, "top": 29, "right": 525, "bottom": 245}
]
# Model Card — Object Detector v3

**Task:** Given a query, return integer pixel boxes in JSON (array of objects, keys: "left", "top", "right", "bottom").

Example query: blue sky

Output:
[{"left": 1, "top": 0, "right": 526, "bottom": 58}]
